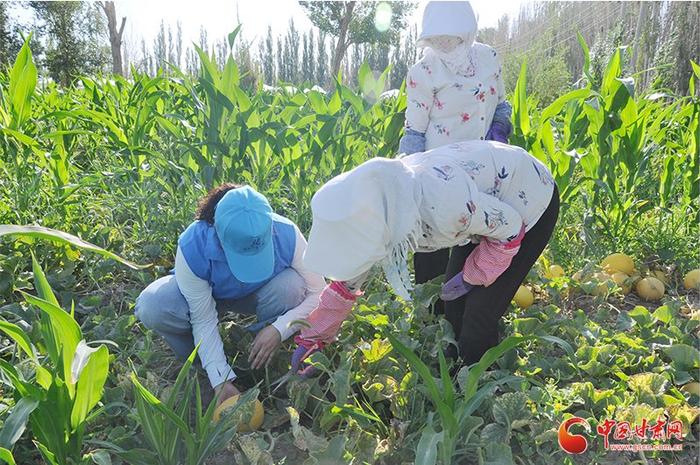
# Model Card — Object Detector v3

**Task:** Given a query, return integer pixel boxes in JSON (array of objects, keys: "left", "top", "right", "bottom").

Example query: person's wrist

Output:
[{"left": 214, "top": 380, "right": 230, "bottom": 395}]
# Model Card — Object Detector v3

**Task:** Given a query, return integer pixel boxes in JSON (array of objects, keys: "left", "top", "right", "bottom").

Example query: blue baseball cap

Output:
[{"left": 214, "top": 186, "right": 274, "bottom": 283}]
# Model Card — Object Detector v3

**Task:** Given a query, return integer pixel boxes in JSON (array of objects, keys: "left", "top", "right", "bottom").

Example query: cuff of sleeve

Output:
[
  {"left": 271, "top": 319, "right": 295, "bottom": 342},
  {"left": 205, "top": 361, "right": 236, "bottom": 388},
  {"left": 493, "top": 101, "right": 512, "bottom": 124},
  {"left": 399, "top": 131, "right": 426, "bottom": 155}
]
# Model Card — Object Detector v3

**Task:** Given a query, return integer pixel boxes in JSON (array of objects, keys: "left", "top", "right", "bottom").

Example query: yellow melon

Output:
[
  {"left": 513, "top": 285, "right": 534, "bottom": 308},
  {"left": 212, "top": 395, "right": 264, "bottom": 431},
  {"left": 635, "top": 277, "right": 665, "bottom": 301},
  {"left": 680, "top": 382, "right": 700, "bottom": 397},
  {"left": 684, "top": 269, "right": 700, "bottom": 290},
  {"left": 590, "top": 272, "right": 611, "bottom": 296},
  {"left": 546, "top": 265, "right": 565, "bottom": 279},
  {"left": 601, "top": 253, "right": 635, "bottom": 275},
  {"left": 650, "top": 270, "right": 669, "bottom": 285},
  {"left": 611, "top": 272, "right": 631, "bottom": 294}
]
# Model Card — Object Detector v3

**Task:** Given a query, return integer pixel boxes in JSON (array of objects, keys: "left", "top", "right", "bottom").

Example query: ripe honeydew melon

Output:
[
  {"left": 212, "top": 395, "right": 264, "bottom": 431},
  {"left": 635, "top": 277, "right": 665, "bottom": 301},
  {"left": 513, "top": 286, "right": 534, "bottom": 308},
  {"left": 601, "top": 253, "right": 635, "bottom": 275},
  {"left": 681, "top": 382, "right": 700, "bottom": 397},
  {"left": 545, "top": 265, "right": 565, "bottom": 279},
  {"left": 611, "top": 272, "right": 631, "bottom": 294},
  {"left": 684, "top": 269, "right": 700, "bottom": 290}
]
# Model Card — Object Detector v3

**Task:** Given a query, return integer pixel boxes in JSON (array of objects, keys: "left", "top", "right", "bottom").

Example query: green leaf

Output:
[
  {"left": 481, "top": 422, "right": 508, "bottom": 444},
  {"left": 663, "top": 344, "right": 700, "bottom": 370},
  {"left": 308, "top": 435, "right": 348, "bottom": 463},
  {"left": 71, "top": 344, "right": 109, "bottom": 429},
  {"left": 360, "top": 338, "right": 392, "bottom": 363},
  {"left": 0, "top": 360, "right": 41, "bottom": 399},
  {"left": 8, "top": 35, "right": 37, "bottom": 129},
  {"left": 0, "top": 225, "right": 150, "bottom": 270},
  {"left": 438, "top": 349, "right": 455, "bottom": 410},
  {"left": 627, "top": 306, "right": 653, "bottom": 327},
  {"left": 463, "top": 335, "right": 572, "bottom": 400},
  {"left": 602, "top": 48, "right": 621, "bottom": 98},
  {"left": 0, "top": 320, "right": 34, "bottom": 359},
  {"left": 227, "top": 25, "right": 242, "bottom": 49},
  {"left": 0, "top": 398, "right": 39, "bottom": 449},
  {"left": 540, "top": 88, "right": 591, "bottom": 122},
  {"left": 577, "top": 32, "right": 593, "bottom": 84},
  {"left": 483, "top": 442, "right": 515, "bottom": 465},
  {"left": 493, "top": 392, "right": 531, "bottom": 429},
  {"left": 31, "top": 256, "right": 61, "bottom": 370},
  {"left": 88, "top": 450, "right": 112, "bottom": 465},
  {"left": 31, "top": 253, "right": 59, "bottom": 306},
  {"left": 651, "top": 305, "right": 673, "bottom": 325},
  {"left": 415, "top": 413, "right": 443, "bottom": 465},
  {"left": 130, "top": 373, "right": 195, "bottom": 445},
  {"left": 512, "top": 59, "right": 530, "bottom": 137},
  {"left": 387, "top": 334, "right": 457, "bottom": 432},
  {"left": 34, "top": 441, "right": 60, "bottom": 465},
  {"left": 0, "top": 447, "right": 17, "bottom": 465},
  {"left": 21, "top": 292, "right": 81, "bottom": 385}
]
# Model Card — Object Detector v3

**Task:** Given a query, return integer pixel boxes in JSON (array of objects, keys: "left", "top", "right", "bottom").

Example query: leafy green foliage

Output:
[
  {"left": 0, "top": 258, "right": 110, "bottom": 464},
  {"left": 0, "top": 31, "right": 697, "bottom": 465}
]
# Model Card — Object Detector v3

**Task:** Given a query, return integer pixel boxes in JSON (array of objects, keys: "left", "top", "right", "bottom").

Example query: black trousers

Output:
[
  {"left": 414, "top": 249, "right": 450, "bottom": 314},
  {"left": 444, "top": 186, "right": 560, "bottom": 364}
]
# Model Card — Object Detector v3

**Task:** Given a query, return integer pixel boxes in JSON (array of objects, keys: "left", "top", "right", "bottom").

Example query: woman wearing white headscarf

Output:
[
  {"left": 289, "top": 141, "right": 559, "bottom": 375},
  {"left": 400, "top": 1, "right": 514, "bottom": 312}
]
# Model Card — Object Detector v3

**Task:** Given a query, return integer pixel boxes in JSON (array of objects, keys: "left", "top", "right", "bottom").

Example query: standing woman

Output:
[
  {"left": 135, "top": 185, "right": 325, "bottom": 404},
  {"left": 400, "top": 1, "right": 513, "bottom": 311},
  {"left": 290, "top": 141, "right": 558, "bottom": 373}
]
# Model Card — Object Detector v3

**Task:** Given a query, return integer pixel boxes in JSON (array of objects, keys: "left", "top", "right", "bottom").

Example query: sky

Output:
[{"left": 116, "top": 0, "right": 526, "bottom": 51}]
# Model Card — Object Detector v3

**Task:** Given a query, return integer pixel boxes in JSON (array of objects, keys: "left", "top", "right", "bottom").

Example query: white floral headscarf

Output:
[{"left": 303, "top": 158, "right": 423, "bottom": 300}]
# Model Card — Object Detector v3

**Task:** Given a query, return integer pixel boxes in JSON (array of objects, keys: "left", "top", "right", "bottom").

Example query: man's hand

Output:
[
  {"left": 213, "top": 381, "right": 241, "bottom": 408},
  {"left": 249, "top": 325, "right": 281, "bottom": 369}
]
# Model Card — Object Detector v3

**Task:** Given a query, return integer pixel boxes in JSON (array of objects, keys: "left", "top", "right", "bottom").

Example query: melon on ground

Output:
[
  {"left": 514, "top": 285, "right": 534, "bottom": 308},
  {"left": 212, "top": 395, "right": 264, "bottom": 432},
  {"left": 601, "top": 253, "right": 635, "bottom": 275},
  {"left": 684, "top": 269, "right": 700, "bottom": 290},
  {"left": 635, "top": 277, "right": 665, "bottom": 301}
]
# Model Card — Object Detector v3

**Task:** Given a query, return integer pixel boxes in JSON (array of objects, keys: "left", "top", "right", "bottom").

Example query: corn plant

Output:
[
  {"left": 388, "top": 333, "right": 572, "bottom": 465},
  {"left": 112, "top": 349, "right": 259, "bottom": 465},
  {"left": 510, "top": 36, "right": 699, "bottom": 250},
  {"left": 0, "top": 255, "right": 109, "bottom": 465}
]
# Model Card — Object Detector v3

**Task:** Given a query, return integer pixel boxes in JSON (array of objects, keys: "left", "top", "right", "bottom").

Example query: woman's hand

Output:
[
  {"left": 441, "top": 273, "right": 475, "bottom": 301},
  {"left": 213, "top": 381, "right": 241, "bottom": 407},
  {"left": 290, "top": 339, "right": 322, "bottom": 378},
  {"left": 249, "top": 325, "right": 281, "bottom": 369}
]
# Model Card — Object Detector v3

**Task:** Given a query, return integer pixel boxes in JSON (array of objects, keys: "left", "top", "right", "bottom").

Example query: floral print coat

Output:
[
  {"left": 401, "top": 140, "right": 555, "bottom": 251},
  {"left": 405, "top": 42, "right": 506, "bottom": 150}
]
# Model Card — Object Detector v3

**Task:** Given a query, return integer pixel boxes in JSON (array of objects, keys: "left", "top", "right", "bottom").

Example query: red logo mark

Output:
[{"left": 558, "top": 417, "right": 590, "bottom": 454}]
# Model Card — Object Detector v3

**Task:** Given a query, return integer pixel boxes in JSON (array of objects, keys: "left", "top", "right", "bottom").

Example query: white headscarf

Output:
[
  {"left": 303, "top": 158, "right": 423, "bottom": 300},
  {"left": 418, "top": 1, "right": 478, "bottom": 48},
  {"left": 418, "top": 1, "right": 478, "bottom": 77}
]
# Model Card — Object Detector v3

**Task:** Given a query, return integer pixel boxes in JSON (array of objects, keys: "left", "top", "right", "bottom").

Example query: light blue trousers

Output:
[{"left": 134, "top": 268, "right": 306, "bottom": 360}]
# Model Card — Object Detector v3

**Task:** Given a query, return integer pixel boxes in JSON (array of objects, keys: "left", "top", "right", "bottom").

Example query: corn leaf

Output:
[
  {"left": 0, "top": 225, "right": 149, "bottom": 270},
  {"left": 0, "top": 321, "right": 34, "bottom": 359},
  {"left": 0, "top": 398, "right": 39, "bottom": 449},
  {"left": 71, "top": 344, "right": 109, "bottom": 429}
]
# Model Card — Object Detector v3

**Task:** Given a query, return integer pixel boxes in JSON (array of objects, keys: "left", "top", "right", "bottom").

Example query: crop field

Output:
[{"left": 0, "top": 35, "right": 698, "bottom": 465}]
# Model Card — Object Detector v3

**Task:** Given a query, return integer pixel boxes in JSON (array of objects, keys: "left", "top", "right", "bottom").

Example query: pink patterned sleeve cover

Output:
[
  {"left": 298, "top": 281, "right": 360, "bottom": 344},
  {"left": 462, "top": 223, "right": 526, "bottom": 287}
]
